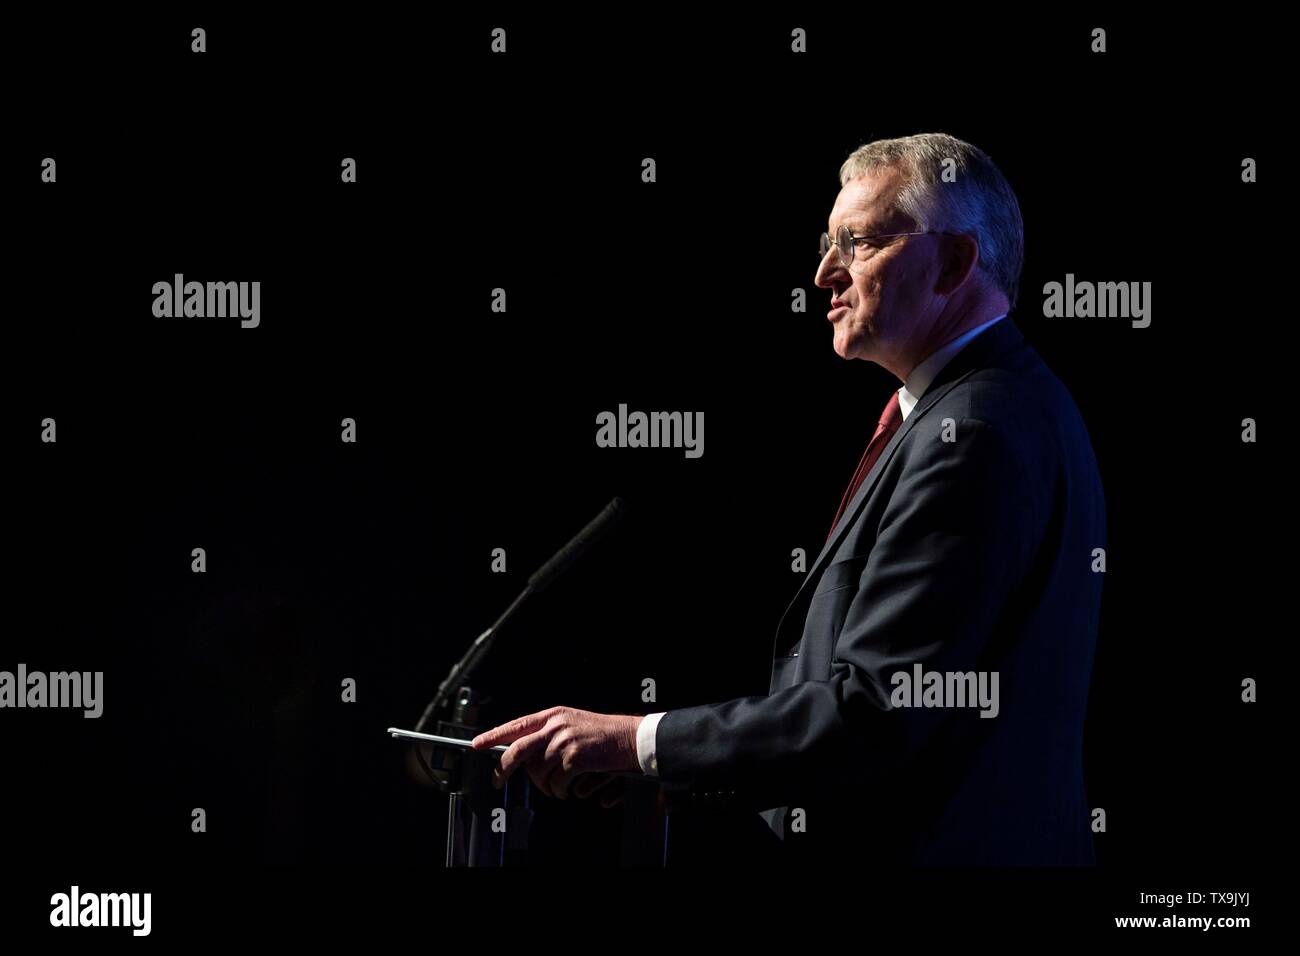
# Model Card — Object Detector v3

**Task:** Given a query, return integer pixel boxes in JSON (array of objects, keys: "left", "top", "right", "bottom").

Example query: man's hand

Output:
[
  {"left": 470, "top": 706, "right": 643, "bottom": 799},
  {"left": 572, "top": 772, "right": 627, "bottom": 808}
]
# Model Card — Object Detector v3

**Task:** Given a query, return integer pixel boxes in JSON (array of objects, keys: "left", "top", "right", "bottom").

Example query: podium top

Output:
[{"left": 387, "top": 727, "right": 508, "bottom": 753}]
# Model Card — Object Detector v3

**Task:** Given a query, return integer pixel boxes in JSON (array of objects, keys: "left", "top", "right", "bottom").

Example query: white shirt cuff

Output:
[{"left": 636, "top": 712, "right": 666, "bottom": 776}]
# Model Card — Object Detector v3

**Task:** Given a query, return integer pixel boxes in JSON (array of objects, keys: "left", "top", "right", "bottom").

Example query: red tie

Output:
[{"left": 826, "top": 391, "right": 903, "bottom": 541}]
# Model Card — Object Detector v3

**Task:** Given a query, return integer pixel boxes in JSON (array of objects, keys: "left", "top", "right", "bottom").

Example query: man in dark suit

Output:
[{"left": 473, "top": 133, "right": 1105, "bottom": 866}]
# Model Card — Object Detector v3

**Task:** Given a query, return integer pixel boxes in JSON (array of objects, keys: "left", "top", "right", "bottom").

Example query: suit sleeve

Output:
[{"left": 654, "top": 417, "right": 1041, "bottom": 810}]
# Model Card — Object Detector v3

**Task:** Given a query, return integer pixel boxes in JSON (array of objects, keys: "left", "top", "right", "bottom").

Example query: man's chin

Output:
[{"left": 833, "top": 329, "right": 863, "bottom": 361}]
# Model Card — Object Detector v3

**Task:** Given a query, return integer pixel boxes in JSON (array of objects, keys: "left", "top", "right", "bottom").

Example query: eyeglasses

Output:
[{"left": 818, "top": 224, "right": 947, "bottom": 269}]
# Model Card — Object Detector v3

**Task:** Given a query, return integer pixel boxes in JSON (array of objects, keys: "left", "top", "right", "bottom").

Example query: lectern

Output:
[
  {"left": 393, "top": 685, "right": 669, "bottom": 866},
  {"left": 390, "top": 498, "right": 669, "bottom": 865}
]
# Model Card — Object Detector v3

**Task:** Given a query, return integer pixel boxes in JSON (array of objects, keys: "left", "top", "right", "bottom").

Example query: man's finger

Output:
[
  {"left": 548, "top": 760, "right": 603, "bottom": 800},
  {"left": 495, "top": 728, "right": 550, "bottom": 786},
  {"left": 599, "top": 779, "right": 627, "bottom": 808},
  {"left": 526, "top": 754, "right": 563, "bottom": 798},
  {"left": 572, "top": 772, "right": 616, "bottom": 799},
  {"left": 471, "top": 708, "right": 557, "bottom": 749},
  {"left": 545, "top": 763, "right": 576, "bottom": 800}
]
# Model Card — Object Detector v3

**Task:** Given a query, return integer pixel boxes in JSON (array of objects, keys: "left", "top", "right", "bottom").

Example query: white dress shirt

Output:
[{"left": 633, "top": 313, "right": 1009, "bottom": 776}]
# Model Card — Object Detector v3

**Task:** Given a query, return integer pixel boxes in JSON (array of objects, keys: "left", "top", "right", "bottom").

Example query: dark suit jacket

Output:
[{"left": 656, "top": 317, "right": 1106, "bottom": 865}]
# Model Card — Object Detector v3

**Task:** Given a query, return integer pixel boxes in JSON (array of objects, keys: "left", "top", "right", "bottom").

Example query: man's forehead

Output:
[{"left": 828, "top": 172, "right": 900, "bottom": 230}]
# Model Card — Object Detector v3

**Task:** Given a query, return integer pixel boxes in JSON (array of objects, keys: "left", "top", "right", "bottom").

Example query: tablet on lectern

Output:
[{"left": 387, "top": 727, "right": 508, "bottom": 754}]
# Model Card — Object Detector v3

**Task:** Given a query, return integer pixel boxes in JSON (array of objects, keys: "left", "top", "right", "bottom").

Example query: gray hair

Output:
[{"left": 839, "top": 133, "right": 1024, "bottom": 310}]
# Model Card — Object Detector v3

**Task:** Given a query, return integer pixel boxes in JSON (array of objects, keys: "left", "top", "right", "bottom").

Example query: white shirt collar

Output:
[{"left": 898, "top": 313, "right": 1008, "bottom": 420}]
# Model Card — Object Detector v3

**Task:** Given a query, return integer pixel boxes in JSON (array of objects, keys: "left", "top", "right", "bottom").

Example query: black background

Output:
[{"left": 3, "top": 9, "right": 1280, "bottom": 940}]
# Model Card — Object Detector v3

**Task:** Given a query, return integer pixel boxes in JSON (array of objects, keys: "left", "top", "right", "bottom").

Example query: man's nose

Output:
[{"left": 814, "top": 248, "right": 843, "bottom": 290}]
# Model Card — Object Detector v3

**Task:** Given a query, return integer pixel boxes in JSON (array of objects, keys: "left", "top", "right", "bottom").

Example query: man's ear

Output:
[{"left": 934, "top": 233, "right": 980, "bottom": 296}]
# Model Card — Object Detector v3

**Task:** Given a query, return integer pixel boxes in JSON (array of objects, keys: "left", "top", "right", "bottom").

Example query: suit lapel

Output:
[{"left": 772, "top": 318, "right": 1026, "bottom": 653}]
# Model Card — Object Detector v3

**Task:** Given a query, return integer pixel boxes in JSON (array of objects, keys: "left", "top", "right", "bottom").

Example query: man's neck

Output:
[{"left": 896, "top": 296, "right": 1009, "bottom": 383}]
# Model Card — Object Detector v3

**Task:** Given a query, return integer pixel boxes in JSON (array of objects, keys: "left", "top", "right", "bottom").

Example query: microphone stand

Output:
[
  {"left": 408, "top": 499, "right": 626, "bottom": 867},
  {"left": 413, "top": 598, "right": 533, "bottom": 868}
]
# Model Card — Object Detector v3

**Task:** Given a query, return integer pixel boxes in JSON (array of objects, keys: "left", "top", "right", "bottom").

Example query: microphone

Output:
[
  {"left": 527, "top": 496, "right": 626, "bottom": 593},
  {"left": 414, "top": 497, "right": 627, "bottom": 732}
]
